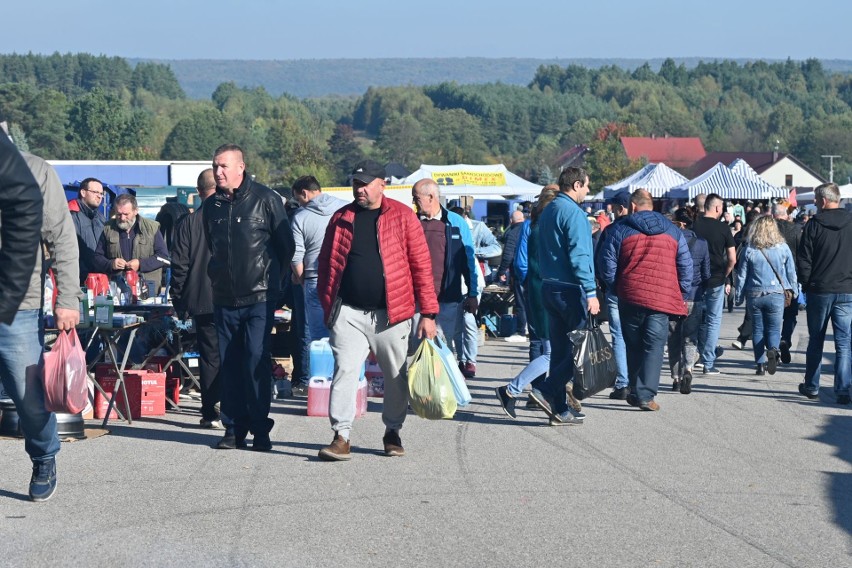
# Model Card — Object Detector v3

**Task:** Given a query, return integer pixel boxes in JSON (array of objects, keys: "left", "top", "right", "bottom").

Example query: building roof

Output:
[
  {"left": 620, "top": 137, "right": 706, "bottom": 170},
  {"left": 554, "top": 144, "right": 589, "bottom": 169},
  {"left": 689, "top": 152, "right": 827, "bottom": 183}
]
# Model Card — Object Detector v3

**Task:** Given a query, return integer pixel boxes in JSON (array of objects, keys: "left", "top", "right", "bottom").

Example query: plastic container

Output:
[
  {"left": 309, "top": 339, "right": 335, "bottom": 378},
  {"left": 307, "top": 376, "right": 367, "bottom": 417}
]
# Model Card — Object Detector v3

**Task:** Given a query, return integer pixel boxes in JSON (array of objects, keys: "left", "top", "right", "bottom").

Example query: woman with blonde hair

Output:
[{"left": 733, "top": 216, "right": 798, "bottom": 375}]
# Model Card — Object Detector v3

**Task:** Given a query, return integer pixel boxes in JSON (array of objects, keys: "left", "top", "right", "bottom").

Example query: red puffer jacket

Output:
[{"left": 317, "top": 197, "right": 439, "bottom": 325}]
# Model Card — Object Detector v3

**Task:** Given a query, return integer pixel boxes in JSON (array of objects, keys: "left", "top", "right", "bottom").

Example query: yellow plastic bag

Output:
[{"left": 408, "top": 339, "right": 457, "bottom": 419}]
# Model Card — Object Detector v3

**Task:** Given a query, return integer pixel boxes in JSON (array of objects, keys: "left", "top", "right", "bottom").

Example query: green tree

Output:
[
  {"left": 376, "top": 113, "right": 424, "bottom": 170},
  {"left": 67, "top": 87, "right": 152, "bottom": 159},
  {"left": 161, "top": 106, "right": 236, "bottom": 160}
]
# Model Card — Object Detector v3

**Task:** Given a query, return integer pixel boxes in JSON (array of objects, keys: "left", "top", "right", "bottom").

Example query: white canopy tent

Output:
[
  {"left": 796, "top": 183, "right": 852, "bottom": 203},
  {"left": 399, "top": 164, "right": 543, "bottom": 200},
  {"left": 728, "top": 159, "right": 789, "bottom": 199},
  {"left": 603, "top": 162, "right": 688, "bottom": 198},
  {"left": 669, "top": 162, "right": 790, "bottom": 200}
]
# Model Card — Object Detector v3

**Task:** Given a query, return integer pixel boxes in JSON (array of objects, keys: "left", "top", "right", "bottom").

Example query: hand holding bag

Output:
[
  {"left": 571, "top": 317, "right": 617, "bottom": 400},
  {"left": 407, "top": 339, "right": 457, "bottom": 419},
  {"left": 43, "top": 329, "right": 88, "bottom": 414}
]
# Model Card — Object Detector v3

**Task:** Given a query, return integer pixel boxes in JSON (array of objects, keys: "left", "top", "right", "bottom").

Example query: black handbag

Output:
[{"left": 570, "top": 317, "right": 617, "bottom": 400}]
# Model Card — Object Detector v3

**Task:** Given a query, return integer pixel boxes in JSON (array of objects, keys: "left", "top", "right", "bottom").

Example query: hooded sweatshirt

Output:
[
  {"left": 600, "top": 210, "right": 692, "bottom": 316},
  {"left": 290, "top": 193, "right": 348, "bottom": 279},
  {"left": 798, "top": 208, "right": 852, "bottom": 294}
]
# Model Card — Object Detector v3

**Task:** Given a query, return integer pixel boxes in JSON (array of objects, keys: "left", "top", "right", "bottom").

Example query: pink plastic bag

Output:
[{"left": 43, "top": 329, "right": 88, "bottom": 414}]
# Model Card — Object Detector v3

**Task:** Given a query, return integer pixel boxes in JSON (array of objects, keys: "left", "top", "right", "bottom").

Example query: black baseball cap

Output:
[
  {"left": 607, "top": 190, "right": 631, "bottom": 210},
  {"left": 350, "top": 160, "right": 387, "bottom": 185}
]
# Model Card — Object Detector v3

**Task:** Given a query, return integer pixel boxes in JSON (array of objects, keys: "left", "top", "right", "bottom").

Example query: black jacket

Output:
[
  {"left": 497, "top": 221, "right": 523, "bottom": 277},
  {"left": 202, "top": 175, "right": 295, "bottom": 307},
  {"left": 0, "top": 137, "right": 43, "bottom": 324},
  {"left": 775, "top": 218, "right": 802, "bottom": 270},
  {"left": 169, "top": 207, "right": 213, "bottom": 317},
  {"left": 798, "top": 208, "right": 852, "bottom": 294}
]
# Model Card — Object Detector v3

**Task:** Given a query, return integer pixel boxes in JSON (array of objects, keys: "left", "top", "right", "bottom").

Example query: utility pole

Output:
[{"left": 821, "top": 155, "right": 841, "bottom": 183}]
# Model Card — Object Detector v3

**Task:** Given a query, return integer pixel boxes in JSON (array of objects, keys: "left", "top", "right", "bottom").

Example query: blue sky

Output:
[{"left": 3, "top": 0, "right": 850, "bottom": 61}]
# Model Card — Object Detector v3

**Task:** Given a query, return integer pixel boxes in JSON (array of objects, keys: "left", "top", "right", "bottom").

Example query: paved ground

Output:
[{"left": 1, "top": 306, "right": 850, "bottom": 567}]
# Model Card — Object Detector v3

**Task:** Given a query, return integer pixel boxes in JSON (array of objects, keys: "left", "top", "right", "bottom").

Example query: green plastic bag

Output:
[{"left": 408, "top": 338, "right": 457, "bottom": 420}]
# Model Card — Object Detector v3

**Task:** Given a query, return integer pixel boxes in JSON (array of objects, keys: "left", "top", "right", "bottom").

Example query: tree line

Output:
[{"left": 1, "top": 52, "right": 850, "bottom": 190}]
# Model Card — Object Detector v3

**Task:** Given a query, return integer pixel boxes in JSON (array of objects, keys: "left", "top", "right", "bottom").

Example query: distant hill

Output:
[{"left": 132, "top": 57, "right": 852, "bottom": 99}]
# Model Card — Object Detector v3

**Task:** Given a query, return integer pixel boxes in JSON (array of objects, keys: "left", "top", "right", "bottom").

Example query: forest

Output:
[{"left": 1, "top": 52, "right": 851, "bottom": 191}]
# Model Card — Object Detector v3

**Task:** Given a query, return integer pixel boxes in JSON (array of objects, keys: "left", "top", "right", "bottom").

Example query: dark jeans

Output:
[
  {"left": 803, "top": 293, "right": 852, "bottom": 396},
  {"left": 620, "top": 302, "right": 669, "bottom": 402},
  {"left": 781, "top": 297, "right": 799, "bottom": 347},
  {"left": 516, "top": 278, "right": 545, "bottom": 362},
  {"left": 285, "top": 281, "right": 310, "bottom": 386},
  {"left": 193, "top": 313, "right": 221, "bottom": 422},
  {"left": 214, "top": 301, "right": 275, "bottom": 436},
  {"left": 537, "top": 282, "right": 587, "bottom": 414},
  {"left": 511, "top": 271, "right": 528, "bottom": 336}
]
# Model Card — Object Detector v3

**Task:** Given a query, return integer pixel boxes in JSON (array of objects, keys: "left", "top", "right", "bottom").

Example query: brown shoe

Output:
[
  {"left": 318, "top": 434, "right": 351, "bottom": 461},
  {"left": 640, "top": 400, "right": 660, "bottom": 411},
  {"left": 382, "top": 430, "right": 405, "bottom": 457},
  {"left": 566, "top": 384, "right": 583, "bottom": 413}
]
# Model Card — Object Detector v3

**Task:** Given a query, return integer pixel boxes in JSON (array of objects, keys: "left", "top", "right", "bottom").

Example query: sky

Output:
[{"left": 2, "top": 0, "right": 850, "bottom": 61}]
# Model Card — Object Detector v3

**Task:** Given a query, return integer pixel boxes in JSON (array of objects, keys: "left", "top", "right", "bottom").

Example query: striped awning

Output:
[
  {"left": 669, "top": 163, "right": 789, "bottom": 200},
  {"left": 728, "top": 159, "right": 788, "bottom": 198},
  {"left": 604, "top": 163, "right": 689, "bottom": 198}
]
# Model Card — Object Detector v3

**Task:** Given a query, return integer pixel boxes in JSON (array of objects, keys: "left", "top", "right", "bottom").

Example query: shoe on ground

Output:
[
  {"left": 755, "top": 363, "right": 766, "bottom": 376},
  {"left": 251, "top": 433, "right": 272, "bottom": 452},
  {"left": 462, "top": 362, "right": 476, "bottom": 378},
  {"left": 780, "top": 341, "right": 792, "bottom": 365},
  {"left": 216, "top": 428, "right": 247, "bottom": 450},
  {"left": 495, "top": 386, "right": 517, "bottom": 419},
  {"left": 766, "top": 348, "right": 778, "bottom": 375},
  {"left": 731, "top": 340, "right": 744, "bottom": 350},
  {"left": 318, "top": 434, "right": 352, "bottom": 461},
  {"left": 199, "top": 418, "right": 225, "bottom": 430},
  {"left": 797, "top": 383, "right": 818, "bottom": 400},
  {"left": 610, "top": 386, "right": 629, "bottom": 400},
  {"left": 525, "top": 393, "right": 542, "bottom": 410},
  {"left": 715, "top": 345, "right": 725, "bottom": 358},
  {"left": 837, "top": 394, "right": 851, "bottom": 405},
  {"left": 291, "top": 382, "right": 309, "bottom": 398},
  {"left": 640, "top": 399, "right": 660, "bottom": 411},
  {"left": 29, "top": 459, "right": 57, "bottom": 502},
  {"left": 549, "top": 410, "right": 585, "bottom": 426},
  {"left": 566, "top": 384, "right": 583, "bottom": 413},
  {"left": 671, "top": 379, "right": 680, "bottom": 392},
  {"left": 703, "top": 366, "right": 722, "bottom": 376},
  {"left": 528, "top": 388, "right": 556, "bottom": 419},
  {"left": 504, "top": 334, "right": 528, "bottom": 343},
  {"left": 626, "top": 394, "right": 641, "bottom": 407},
  {"left": 382, "top": 430, "right": 405, "bottom": 457},
  {"left": 680, "top": 369, "right": 693, "bottom": 395}
]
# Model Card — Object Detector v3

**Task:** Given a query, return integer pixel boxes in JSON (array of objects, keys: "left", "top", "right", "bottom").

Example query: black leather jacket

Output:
[
  {"left": 0, "top": 137, "right": 43, "bottom": 324},
  {"left": 202, "top": 175, "right": 295, "bottom": 307}
]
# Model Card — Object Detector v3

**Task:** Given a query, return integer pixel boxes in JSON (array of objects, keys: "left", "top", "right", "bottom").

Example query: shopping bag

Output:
[
  {"left": 431, "top": 335, "right": 472, "bottom": 407},
  {"left": 43, "top": 329, "right": 89, "bottom": 414},
  {"left": 407, "top": 338, "right": 457, "bottom": 419},
  {"left": 570, "top": 318, "right": 617, "bottom": 400}
]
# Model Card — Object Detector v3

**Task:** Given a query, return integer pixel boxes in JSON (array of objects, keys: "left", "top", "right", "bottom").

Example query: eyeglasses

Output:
[{"left": 84, "top": 189, "right": 104, "bottom": 196}]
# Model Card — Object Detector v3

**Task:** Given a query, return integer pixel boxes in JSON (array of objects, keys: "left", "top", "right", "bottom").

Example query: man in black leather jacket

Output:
[{"left": 202, "top": 144, "right": 295, "bottom": 451}]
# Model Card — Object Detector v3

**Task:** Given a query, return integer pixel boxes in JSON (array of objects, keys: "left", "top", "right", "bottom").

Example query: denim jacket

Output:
[{"left": 734, "top": 243, "right": 798, "bottom": 305}]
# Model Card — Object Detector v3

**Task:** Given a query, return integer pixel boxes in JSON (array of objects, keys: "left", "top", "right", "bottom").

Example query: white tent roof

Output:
[
  {"left": 669, "top": 162, "right": 790, "bottom": 200},
  {"left": 728, "top": 159, "right": 788, "bottom": 198},
  {"left": 603, "top": 162, "right": 688, "bottom": 198},
  {"left": 796, "top": 183, "right": 852, "bottom": 202},
  {"left": 400, "top": 164, "right": 542, "bottom": 199}
]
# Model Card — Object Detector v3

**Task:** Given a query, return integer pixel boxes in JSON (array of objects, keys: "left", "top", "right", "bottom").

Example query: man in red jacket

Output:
[{"left": 316, "top": 160, "right": 439, "bottom": 461}]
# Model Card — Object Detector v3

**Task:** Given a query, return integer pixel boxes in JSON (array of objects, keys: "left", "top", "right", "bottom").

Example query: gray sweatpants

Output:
[{"left": 329, "top": 304, "right": 412, "bottom": 439}]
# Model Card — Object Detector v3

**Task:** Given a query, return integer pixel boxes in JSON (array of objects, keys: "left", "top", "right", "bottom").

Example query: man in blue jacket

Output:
[
  {"left": 411, "top": 179, "right": 479, "bottom": 352},
  {"left": 528, "top": 167, "right": 599, "bottom": 425}
]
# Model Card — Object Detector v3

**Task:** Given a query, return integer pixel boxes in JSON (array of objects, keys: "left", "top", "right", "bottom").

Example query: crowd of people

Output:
[{"left": 2, "top": 136, "right": 850, "bottom": 503}]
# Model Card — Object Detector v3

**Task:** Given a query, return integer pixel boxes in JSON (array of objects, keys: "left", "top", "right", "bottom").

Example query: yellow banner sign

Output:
[{"left": 431, "top": 171, "right": 506, "bottom": 186}]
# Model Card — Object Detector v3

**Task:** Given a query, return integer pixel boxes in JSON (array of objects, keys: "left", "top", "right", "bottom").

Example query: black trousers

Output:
[{"left": 194, "top": 313, "right": 221, "bottom": 421}]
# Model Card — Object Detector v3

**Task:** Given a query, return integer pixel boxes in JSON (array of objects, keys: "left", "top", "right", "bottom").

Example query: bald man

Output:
[
  {"left": 411, "top": 179, "right": 479, "bottom": 358},
  {"left": 169, "top": 168, "right": 223, "bottom": 429}
]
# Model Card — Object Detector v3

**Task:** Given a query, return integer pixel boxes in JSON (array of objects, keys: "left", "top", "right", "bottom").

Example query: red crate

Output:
[{"left": 94, "top": 371, "right": 166, "bottom": 419}]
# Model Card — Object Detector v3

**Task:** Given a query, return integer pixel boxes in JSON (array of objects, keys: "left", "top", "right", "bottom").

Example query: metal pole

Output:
[{"left": 821, "top": 155, "right": 841, "bottom": 183}]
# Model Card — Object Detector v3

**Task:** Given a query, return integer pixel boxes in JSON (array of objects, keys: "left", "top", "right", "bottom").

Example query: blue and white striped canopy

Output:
[
  {"left": 728, "top": 159, "right": 788, "bottom": 198},
  {"left": 669, "top": 162, "right": 787, "bottom": 200},
  {"left": 604, "top": 163, "right": 688, "bottom": 198}
]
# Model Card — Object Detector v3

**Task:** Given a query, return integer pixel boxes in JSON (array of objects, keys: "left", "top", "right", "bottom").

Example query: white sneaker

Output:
[
  {"left": 504, "top": 334, "right": 528, "bottom": 343},
  {"left": 731, "top": 340, "right": 744, "bottom": 350},
  {"left": 199, "top": 418, "right": 225, "bottom": 430}
]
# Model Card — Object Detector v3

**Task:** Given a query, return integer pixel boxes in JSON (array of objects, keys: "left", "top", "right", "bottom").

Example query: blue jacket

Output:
[
  {"left": 734, "top": 243, "right": 797, "bottom": 305},
  {"left": 681, "top": 228, "right": 711, "bottom": 302},
  {"left": 426, "top": 207, "right": 479, "bottom": 303},
  {"left": 537, "top": 193, "right": 596, "bottom": 298},
  {"left": 513, "top": 220, "right": 531, "bottom": 282}
]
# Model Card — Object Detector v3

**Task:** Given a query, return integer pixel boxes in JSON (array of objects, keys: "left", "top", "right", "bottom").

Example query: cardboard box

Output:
[{"left": 94, "top": 370, "right": 166, "bottom": 419}]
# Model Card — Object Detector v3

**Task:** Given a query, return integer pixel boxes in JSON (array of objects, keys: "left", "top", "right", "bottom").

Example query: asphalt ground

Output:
[{"left": 1, "top": 305, "right": 850, "bottom": 567}]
